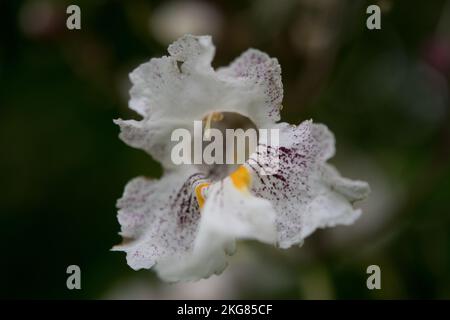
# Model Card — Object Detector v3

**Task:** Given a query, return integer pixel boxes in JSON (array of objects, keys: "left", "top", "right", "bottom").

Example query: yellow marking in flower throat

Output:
[
  {"left": 230, "top": 165, "right": 251, "bottom": 191},
  {"left": 195, "top": 166, "right": 251, "bottom": 208},
  {"left": 195, "top": 182, "right": 210, "bottom": 209}
]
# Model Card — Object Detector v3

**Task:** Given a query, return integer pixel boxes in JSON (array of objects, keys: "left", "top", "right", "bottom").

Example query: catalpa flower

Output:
[{"left": 113, "top": 35, "right": 370, "bottom": 282}]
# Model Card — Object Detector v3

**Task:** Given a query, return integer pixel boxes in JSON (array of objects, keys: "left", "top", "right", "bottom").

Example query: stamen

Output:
[
  {"left": 203, "top": 113, "right": 213, "bottom": 140},
  {"left": 203, "top": 112, "right": 224, "bottom": 139}
]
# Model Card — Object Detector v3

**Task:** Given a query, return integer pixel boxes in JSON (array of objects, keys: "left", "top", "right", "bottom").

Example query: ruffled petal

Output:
[
  {"left": 155, "top": 169, "right": 277, "bottom": 282},
  {"left": 217, "top": 48, "right": 283, "bottom": 124},
  {"left": 168, "top": 34, "right": 216, "bottom": 72},
  {"left": 114, "top": 163, "right": 279, "bottom": 282},
  {"left": 112, "top": 167, "right": 208, "bottom": 271},
  {"left": 153, "top": 239, "right": 231, "bottom": 282},
  {"left": 116, "top": 35, "right": 283, "bottom": 168},
  {"left": 246, "top": 120, "right": 370, "bottom": 248}
]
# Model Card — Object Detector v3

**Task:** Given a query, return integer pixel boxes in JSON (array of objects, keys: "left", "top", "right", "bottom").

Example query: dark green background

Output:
[{"left": 0, "top": 0, "right": 449, "bottom": 299}]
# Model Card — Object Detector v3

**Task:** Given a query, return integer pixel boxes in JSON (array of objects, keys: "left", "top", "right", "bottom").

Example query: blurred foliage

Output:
[{"left": 0, "top": 0, "right": 449, "bottom": 299}]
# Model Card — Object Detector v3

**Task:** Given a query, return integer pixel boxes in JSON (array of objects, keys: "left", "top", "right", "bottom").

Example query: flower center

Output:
[{"left": 197, "top": 111, "right": 259, "bottom": 181}]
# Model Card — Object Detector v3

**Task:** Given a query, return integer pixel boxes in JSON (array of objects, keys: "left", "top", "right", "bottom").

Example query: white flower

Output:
[{"left": 113, "top": 35, "right": 370, "bottom": 282}]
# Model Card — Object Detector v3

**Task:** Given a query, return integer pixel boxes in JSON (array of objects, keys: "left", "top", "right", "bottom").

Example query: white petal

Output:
[
  {"left": 155, "top": 174, "right": 277, "bottom": 282},
  {"left": 247, "top": 120, "right": 370, "bottom": 248},
  {"left": 321, "top": 163, "right": 371, "bottom": 202},
  {"left": 198, "top": 177, "right": 277, "bottom": 245},
  {"left": 217, "top": 48, "right": 283, "bottom": 124},
  {"left": 114, "top": 117, "right": 189, "bottom": 169},
  {"left": 113, "top": 167, "right": 206, "bottom": 271},
  {"left": 295, "top": 164, "right": 370, "bottom": 242},
  {"left": 154, "top": 243, "right": 230, "bottom": 282},
  {"left": 168, "top": 34, "right": 216, "bottom": 72},
  {"left": 116, "top": 35, "right": 283, "bottom": 168}
]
